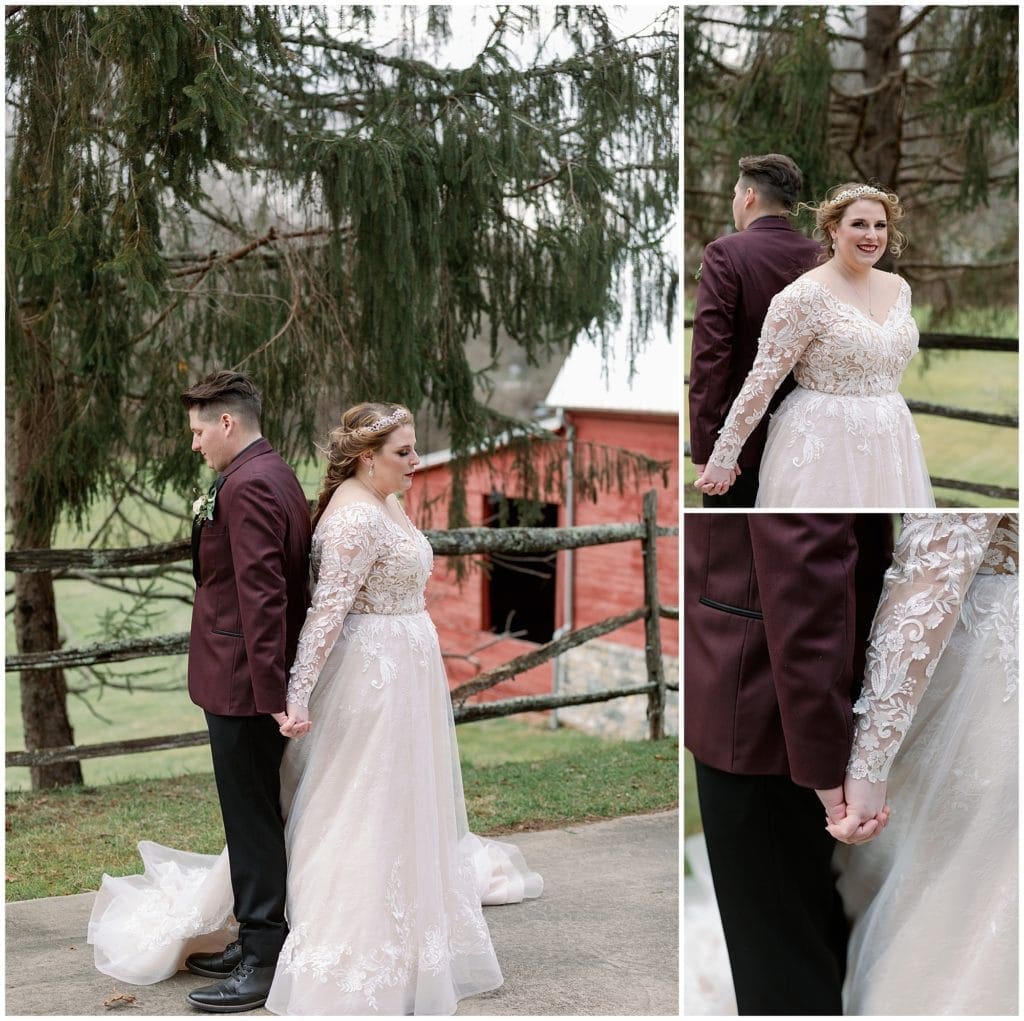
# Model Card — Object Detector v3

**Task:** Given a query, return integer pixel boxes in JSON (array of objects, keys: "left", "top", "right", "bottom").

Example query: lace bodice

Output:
[
  {"left": 848, "top": 513, "right": 1018, "bottom": 782},
  {"left": 709, "top": 275, "right": 919, "bottom": 469},
  {"left": 287, "top": 501, "right": 432, "bottom": 707}
]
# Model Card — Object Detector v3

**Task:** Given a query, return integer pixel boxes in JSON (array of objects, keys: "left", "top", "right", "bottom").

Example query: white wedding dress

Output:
[
  {"left": 836, "top": 512, "right": 1018, "bottom": 1015},
  {"left": 89, "top": 500, "right": 541, "bottom": 1015},
  {"left": 708, "top": 275, "right": 935, "bottom": 507}
]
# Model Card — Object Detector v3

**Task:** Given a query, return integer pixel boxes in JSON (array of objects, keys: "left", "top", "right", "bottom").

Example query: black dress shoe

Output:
[
  {"left": 186, "top": 961, "right": 276, "bottom": 1014},
  {"left": 186, "top": 939, "right": 243, "bottom": 978}
]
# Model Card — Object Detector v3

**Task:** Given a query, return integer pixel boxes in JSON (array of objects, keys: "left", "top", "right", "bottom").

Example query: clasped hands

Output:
[
  {"left": 271, "top": 702, "right": 311, "bottom": 739},
  {"left": 816, "top": 776, "right": 890, "bottom": 845},
  {"left": 692, "top": 462, "right": 740, "bottom": 496}
]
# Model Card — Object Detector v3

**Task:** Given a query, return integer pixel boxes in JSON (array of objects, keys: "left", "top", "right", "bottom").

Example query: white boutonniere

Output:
[{"left": 192, "top": 487, "right": 218, "bottom": 524}]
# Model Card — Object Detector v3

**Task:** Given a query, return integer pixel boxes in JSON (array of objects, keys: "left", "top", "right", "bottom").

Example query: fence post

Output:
[{"left": 641, "top": 489, "right": 666, "bottom": 740}]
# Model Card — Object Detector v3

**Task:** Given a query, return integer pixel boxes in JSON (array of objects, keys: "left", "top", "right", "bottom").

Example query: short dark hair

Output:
[
  {"left": 737, "top": 153, "right": 804, "bottom": 210},
  {"left": 181, "top": 370, "right": 262, "bottom": 427}
]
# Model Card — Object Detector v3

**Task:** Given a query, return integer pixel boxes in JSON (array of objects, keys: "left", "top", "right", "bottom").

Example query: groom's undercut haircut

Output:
[
  {"left": 738, "top": 153, "right": 804, "bottom": 211},
  {"left": 181, "top": 370, "right": 262, "bottom": 428}
]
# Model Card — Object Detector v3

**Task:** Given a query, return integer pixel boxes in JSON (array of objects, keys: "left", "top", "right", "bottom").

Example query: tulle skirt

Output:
[
  {"left": 836, "top": 574, "right": 1018, "bottom": 1015},
  {"left": 88, "top": 842, "right": 238, "bottom": 984},
  {"left": 755, "top": 385, "right": 935, "bottom": 508},
  {"left": 88, "top": 610, "right": 541, "bottom": 1015}
]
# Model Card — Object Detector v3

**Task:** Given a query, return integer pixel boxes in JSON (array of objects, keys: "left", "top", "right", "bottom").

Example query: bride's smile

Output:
[{"left": 831, "top": 198, "right": 889, "bottom": 270}]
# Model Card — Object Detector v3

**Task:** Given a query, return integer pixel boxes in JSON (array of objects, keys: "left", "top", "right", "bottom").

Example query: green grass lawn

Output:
[
  {"left": 683, "top": 303, "right": 1018, "bottom": 508},
  {"left": 6, "top": 728, "right": 679, "bottom": 901},
  {"left": 5, "top": 576, "right": 212, "bottom": 790},
  {"left": 683, "top": 749, "right": 700, "bottom": 837}
]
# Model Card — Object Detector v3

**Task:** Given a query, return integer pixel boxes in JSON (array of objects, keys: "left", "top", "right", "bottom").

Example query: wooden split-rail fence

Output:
[{"left": 6, "top": 491, "right": 678, "bottom": 771}]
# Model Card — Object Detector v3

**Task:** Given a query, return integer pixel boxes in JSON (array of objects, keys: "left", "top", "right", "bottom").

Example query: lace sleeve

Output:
[
  {"left": 708, "top": 282, "right": 817, "bottom": 470},
  {"left": 287, "top": 503, "right": 384, "bottom": 708},
  {"left": 848, "top": 513, "right": 1000, "bottom": 782}
]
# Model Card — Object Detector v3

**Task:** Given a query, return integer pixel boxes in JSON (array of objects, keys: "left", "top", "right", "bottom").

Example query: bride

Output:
[
  {"left": 88, "top": 403, "right": 542, "bottom": 1015},
  {"left": 831, "top": 512, "right": 1017, "bottom": 1014},
  {"left": 693, "top": 183, "right": 935, "bottom": 508}
]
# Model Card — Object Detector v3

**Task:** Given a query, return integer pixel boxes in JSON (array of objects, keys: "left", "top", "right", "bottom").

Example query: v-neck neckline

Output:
[
  {"left": 382, "top": 502, "right": 419, "bottom": 542},
  {"left": 811, "top": 276, "right": 904, "bottom": 328}
]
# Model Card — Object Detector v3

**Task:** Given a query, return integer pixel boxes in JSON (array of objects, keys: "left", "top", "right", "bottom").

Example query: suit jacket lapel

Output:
[
  {"left": 191, "top": 514, "right": 203, "bottom": 586},
  {"left": 192, "top": 475, "right": 227, "bottom": 587}
]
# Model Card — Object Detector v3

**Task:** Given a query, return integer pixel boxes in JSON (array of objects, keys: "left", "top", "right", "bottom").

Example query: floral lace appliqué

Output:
[
  {"left": 287, "top": 502, "right": 432, "bottom": 707},
  {"left": 278, "top": 850, "right": 489, "bottom": 1013},
  {"left": 849, "top": 513, "right": 1017, "bottom": 782}
]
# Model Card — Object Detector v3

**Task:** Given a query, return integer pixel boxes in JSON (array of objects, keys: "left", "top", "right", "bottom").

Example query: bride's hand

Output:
[
  {"left": 826, "top": 776, "right": 890, "bottom": 845},
  {"left": 285, "top": 701, "right": 311, "bottom": 739},
  {"left": 844, "top": 775, "right": 888, "bottom": 822},
  {"left": 274, "top": 702, "right": 311, "bottom": 739},
  {"left": 693, "top": 462, "right": 739, "bottom": 496}
]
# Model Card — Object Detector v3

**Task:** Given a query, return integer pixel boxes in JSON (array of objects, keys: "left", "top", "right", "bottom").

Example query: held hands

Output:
[
  {"left": 836, "top": 776, "right": 889, "bottom": 834},
  {"left": 692, "top": 462, "right": 740, "bottom": 496},
  {"left": 271, "top": 702, "right": 311, "bottom": 739},
  {"left": 816, "top": 780, "right": 891, "bottom": 846}
]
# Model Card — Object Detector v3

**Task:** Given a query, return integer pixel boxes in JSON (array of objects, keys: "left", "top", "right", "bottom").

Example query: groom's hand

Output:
[
  {"left": 815, "top": 784, "right": 849, "bottom": 827},
  {"left": 815, "top": 784, "right": 884, "bottom": 845}
]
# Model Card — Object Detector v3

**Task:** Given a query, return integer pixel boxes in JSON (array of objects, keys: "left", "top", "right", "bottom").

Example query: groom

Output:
[
  {"left": 685, "top": 514, "right": 893, "bottom": 1015},
  {"left": 688, "top": 153, "right": 820, "bottom": 506},
  {"left": 180, "top": 371, "right": 312, "bottom": 1013}
]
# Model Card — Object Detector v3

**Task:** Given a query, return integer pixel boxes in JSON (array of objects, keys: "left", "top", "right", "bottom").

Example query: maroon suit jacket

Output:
[
  {"left": 688, "top": 216, "right": 821, "bottom": 469},
  {"left": 684, "top": 514, "right": 893, "bottom": 789},
  {"left": 188, "top": 439, "right": 312, "bottom": 716}
]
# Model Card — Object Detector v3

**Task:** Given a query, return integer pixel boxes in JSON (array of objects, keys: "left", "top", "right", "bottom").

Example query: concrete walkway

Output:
[{"left": 6, "top": 810, "right": 678, "bottom": 1017}]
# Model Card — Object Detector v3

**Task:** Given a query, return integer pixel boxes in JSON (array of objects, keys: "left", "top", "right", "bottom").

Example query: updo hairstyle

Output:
[
  {"left": 311, "top": 402, "right": 413, "bottom": 528},
  {"left": 801, "top": 182, "right": 907, "bottom": 258}
]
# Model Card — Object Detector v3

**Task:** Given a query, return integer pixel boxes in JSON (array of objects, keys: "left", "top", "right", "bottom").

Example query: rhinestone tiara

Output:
[
  {"left": 364, "top": 408, "right": 410, "bottom": 434},
  {"left": 831, "top": 185, "right": 892, "bottom": 205}
]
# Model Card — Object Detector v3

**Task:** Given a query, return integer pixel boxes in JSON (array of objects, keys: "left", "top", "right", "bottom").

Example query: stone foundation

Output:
[{"left": 553, "top": 640, "right": 679, "bottom": 740}]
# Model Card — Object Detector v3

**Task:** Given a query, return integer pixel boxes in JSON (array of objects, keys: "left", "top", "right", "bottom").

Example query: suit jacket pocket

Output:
[
  {"left": 211, "top": 627, "right": 243, "bottom": 638},
  {"left": 702, "top": 521, "right": 763, "bottom": 620},
  {"left": 698, "top": 595, "right": 764, "bottom": 621}
]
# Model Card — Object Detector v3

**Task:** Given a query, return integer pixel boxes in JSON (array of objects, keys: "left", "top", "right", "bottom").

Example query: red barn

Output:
[{"left": 404, "top": 329, "right": 678, "bottom": 738}]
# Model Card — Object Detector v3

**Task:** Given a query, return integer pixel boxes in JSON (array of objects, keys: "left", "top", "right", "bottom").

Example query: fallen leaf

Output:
[{"left": 103, "top": 988, "right": 138, "bottom": 1009}]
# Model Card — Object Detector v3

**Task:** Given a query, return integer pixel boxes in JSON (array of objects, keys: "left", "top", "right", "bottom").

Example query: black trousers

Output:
[
  {"left": 695, "top": 760, "right": 848, "bottom": 1016},
  {"left": 701, "top": 469, "right": 759, "bottom": 508},
  {"left": 205, "top": 711, "right": 288, "bottom": 967}
]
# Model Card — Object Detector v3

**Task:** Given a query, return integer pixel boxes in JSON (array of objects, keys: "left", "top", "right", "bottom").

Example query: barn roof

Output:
[{"left": 543, "top": 321, "right": 678, "bottom": 416}]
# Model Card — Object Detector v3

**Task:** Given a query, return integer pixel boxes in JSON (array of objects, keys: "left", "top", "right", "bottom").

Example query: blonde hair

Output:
[
  {"left": 311, "top": 402, "right": 413, "bottom": 528},
  {"left": 800, "top": 182, "right": 907, "bottom": 257}
]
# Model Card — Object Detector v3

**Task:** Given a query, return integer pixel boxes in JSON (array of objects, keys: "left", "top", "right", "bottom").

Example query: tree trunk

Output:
[
  {"left": 11, "top": 396, "right": 83, "bottom": 789},
  {"left": 859, "top": 6, "right": 905, "bottom": 274},
  {"left": 861, "top": 6, "right": 904, "bottom": 190}
]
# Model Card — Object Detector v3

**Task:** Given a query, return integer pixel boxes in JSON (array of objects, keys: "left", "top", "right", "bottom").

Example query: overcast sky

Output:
[{"left": 353, "top": 5, "right": 672, "bottom": 68}]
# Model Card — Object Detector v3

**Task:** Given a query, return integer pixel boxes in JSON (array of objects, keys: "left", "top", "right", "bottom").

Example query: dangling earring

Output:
[
  {"left": 368, "top": 461, "right": 375, "bottom": 479},
  {"left": 830, "top": 234, "right": 837, "bottom": 254}
]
